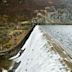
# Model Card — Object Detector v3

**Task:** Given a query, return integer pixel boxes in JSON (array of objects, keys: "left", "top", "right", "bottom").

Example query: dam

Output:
[{"left": 8, "top": 25, "right": 72, "bottom": 72}]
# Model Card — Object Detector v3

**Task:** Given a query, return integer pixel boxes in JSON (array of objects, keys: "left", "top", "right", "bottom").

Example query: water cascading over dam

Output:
[{"left": 10, "top": 25, "right": 71, "bottom": 72}]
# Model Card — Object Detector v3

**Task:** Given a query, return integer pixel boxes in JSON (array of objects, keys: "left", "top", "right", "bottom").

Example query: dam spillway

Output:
[{"left": 10, "top": 25, "right": 71, "bottom": 72}]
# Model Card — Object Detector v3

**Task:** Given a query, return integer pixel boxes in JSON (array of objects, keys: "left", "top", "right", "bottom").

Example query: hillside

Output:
[{"left": 0, "top": 0, "right": 62, "bottom": 20}]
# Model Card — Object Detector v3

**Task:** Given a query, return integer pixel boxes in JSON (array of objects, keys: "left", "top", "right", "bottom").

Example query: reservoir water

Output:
[{"left": 40, "top": 25, "right": 72, "bottom": 51}]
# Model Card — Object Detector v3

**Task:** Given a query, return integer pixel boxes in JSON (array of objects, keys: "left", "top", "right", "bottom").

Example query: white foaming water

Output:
[{"left": 12, "top": 25, "right": 70, "bottom": 72}]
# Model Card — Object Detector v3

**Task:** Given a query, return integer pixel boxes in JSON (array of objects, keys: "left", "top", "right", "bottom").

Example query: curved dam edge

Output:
[{"left": 11, "top": 25, "right": 71, "bottom": 72}]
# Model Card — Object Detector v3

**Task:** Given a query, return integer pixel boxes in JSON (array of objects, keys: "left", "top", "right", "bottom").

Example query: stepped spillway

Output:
[{"left": 11, "top": 25, "right": 71, "bottom": 72}]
